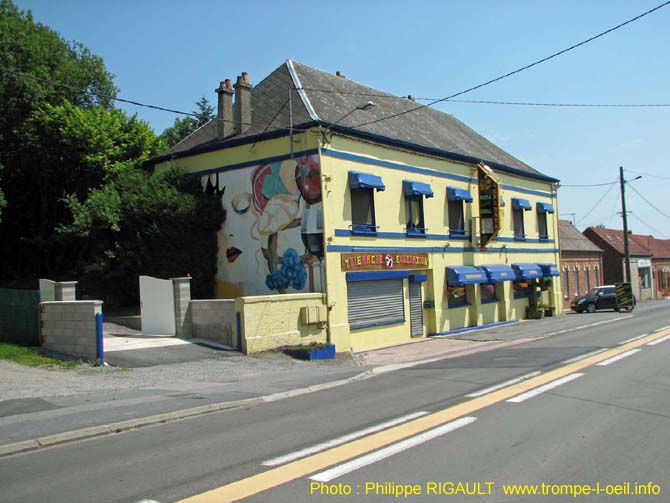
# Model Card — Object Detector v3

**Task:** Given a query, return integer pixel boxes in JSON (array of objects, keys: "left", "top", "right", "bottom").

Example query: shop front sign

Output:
[{"left": 341, "top": 252, "right": 429, "bottom": 271}]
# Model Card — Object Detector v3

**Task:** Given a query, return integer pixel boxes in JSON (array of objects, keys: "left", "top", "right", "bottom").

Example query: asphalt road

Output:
[{"left": 1, "top": 304, "right": 668, "bottom": 503}]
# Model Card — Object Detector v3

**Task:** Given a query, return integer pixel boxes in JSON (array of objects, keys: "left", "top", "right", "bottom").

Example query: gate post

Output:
[{"left": 172, "top": 277, "right": 192, "bottom": 339}]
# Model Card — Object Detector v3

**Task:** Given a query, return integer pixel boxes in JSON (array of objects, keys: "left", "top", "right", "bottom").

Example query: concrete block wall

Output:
[
  {"left": 235, "top": 293, "right": 328, "bottom": 354},
  {"left": 190, "top": 300, "right": 235, "bottom": 347},
  {"left": 40, "top": 301, "right": 102, "bottom": 360}
]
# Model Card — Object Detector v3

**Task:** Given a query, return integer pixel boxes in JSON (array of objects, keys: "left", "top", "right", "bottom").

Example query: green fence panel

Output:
[{"left": 0, "top": 288, "right": 41, "bottom": 346}]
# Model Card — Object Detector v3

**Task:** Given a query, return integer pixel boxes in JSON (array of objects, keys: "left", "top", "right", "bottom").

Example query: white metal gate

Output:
[
  {"left": 139, "top": 276, "right": 176, "bottom": 336},
  {"left": 409, "top": 281, "right": 423, "bottom": 337}
]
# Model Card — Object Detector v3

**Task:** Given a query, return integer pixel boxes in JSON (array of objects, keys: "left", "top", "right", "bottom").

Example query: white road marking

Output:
[
  {"left": 309, "top": 417, "right": 477, "bottom": 482},
  {"left": 597, "top": 348, "right": 641, "bottom": 366},
  {"left": 561, "top": 349, "right": 608, "bottom": 364},
  {"left": 619, "top": 334, "right": 648, "bottom": 345},
  {"left": 262, "top": 412, "right": 428, "bottom": 467},
  {"left": 465, "top": 371, "right": 541, "bottom": 398},
  {"left": 506, "top": 373, "right": 584, "bottom": 403},
  {"left": 545, "top": 315, "right": 633, "bottom": 337},
  {"left": 656, "top": 325, "right": 670, "bottom": 332},
  {"left": 573, "top": 315, "right": 633, "bottom": 331},
  {"left": 647, "top": 335, "right": 670, "bottom": 346}
]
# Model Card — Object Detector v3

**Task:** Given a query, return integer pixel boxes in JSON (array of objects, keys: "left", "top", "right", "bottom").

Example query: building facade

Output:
[
  {"left": 583, "top": 227, "right": 653, "bottom": 301},
  {"left": 558, "top": 220, "right": 604, "bottom": 310},
  {"left": 150, "top": 61, "right": 562, "bottom": 352}
]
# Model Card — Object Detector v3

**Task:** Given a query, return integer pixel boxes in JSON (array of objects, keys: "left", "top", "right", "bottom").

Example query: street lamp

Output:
[
  {"left": 334, "top": 101, "right": 376, "bottom": 125},
  {"left": 619, "top": 167, "right": 642, "bottom": 284}
]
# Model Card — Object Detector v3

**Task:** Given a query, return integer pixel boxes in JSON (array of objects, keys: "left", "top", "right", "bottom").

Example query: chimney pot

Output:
[
  {"left": 216, "top": 78, "right": 234, "bottom": 140},
  {"left": 234, "top": 72, "right": 252, "bottom": 135},
  {"left": 336, "top": 70, "right": 345, "bottom": 78}
]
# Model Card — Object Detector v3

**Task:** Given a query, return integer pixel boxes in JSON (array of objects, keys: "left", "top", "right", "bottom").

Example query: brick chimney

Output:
[
  {"left": 233, "top": 72, "right": 252, "bottom": 135},
  {"left": 215, "top": 79, "right": 234, "bottom": 140}
]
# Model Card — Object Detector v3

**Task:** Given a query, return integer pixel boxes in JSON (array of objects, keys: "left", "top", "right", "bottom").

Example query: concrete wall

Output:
[
  {"left": 235, "top": 293, "right": 327, "bottom": 354},
  {"left": 40, "top": 301, "right": 102, "bottom": 360},
  {"left": 190, "top": 299, "right": 236, "bottom": 347}
]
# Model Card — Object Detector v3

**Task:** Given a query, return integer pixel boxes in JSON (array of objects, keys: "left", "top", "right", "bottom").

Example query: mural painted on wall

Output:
[{"left": 202, "top": 154, "right": 324, "bottom": 298}]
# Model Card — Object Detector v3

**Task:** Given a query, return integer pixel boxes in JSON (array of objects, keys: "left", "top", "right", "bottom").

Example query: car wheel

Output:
[{"left": 585, "top": 303, "right": 596, "bottom": 313}]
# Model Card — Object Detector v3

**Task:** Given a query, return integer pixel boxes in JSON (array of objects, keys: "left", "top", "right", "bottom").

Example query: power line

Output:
[
  {"left": 628, "top": 183, "right": 670, "bottom": 221},
  {"left": 577, "top": 182, "right": 618, "bottom": 224},
  {"left": 352, "top": 1, "right": 670, "bottom": 129},
  {"left": 0, "top": 65, "right": 308, "bottom": 134},
  {"left": 625, "top": 169, "right": 670, "bottom": 180},
  {"left": 629, "top": 212, "right": 670, "bottom": 238},
  {"left": 561, "top": 181, "right": 618, "bottom": 187}
]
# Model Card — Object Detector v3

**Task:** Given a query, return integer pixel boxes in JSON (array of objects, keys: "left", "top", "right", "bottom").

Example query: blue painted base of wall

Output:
[
  {"left": 428, "top": 320, "right": 519, "bottom": 337},
  {"left": 284, "top": 344, "right": 336, "bottom": 360}
]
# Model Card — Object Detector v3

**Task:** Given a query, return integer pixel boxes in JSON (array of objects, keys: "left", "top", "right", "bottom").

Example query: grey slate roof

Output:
[
  {"left": 156, "top": 60, "right": 554, "bottom": 181},
  {"left": 559, "top": 220, "right": 603, "bottom": 254}
]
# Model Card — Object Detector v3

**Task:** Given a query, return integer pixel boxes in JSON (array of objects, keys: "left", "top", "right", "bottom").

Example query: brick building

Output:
[
  {"left": 558, "top": 220, "right": 603, "bottom": 310},
  {"left": 583, "top": 227, "right": 653, "bottom": 301},
  {"left": 630, "top": 235, "right": 670, "bottom": 299}
]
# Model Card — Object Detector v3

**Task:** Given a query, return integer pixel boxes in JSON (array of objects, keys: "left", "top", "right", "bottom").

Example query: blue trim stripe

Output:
[
  {"left": 410, "top": 274, "right": 428, "bottom": 283},
  {"left": 334, "top": 229, "right": 554, "bottom": 244},
  {"left": 189, "top": 149, "right": 320, "bottom": 176},
  {"left": 346, "top": 270, "right": 410, "bottom": 282},
  {"left": 429, "top": 320, "right": 519, "bottom": 337},
  {"left": 322, "top": 149, "right": 556, "bottom": 199},
  {"left": 329, "top": 245, "right": 560, "bottom": 254}
]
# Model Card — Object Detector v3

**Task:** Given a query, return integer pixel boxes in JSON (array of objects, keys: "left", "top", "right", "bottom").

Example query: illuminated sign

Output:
[
  {"left": 341, "top": 252, "right": 429, "bottom": 271},
  {"left": 477, "top": 163, "right": 502, "bottom": 249}
]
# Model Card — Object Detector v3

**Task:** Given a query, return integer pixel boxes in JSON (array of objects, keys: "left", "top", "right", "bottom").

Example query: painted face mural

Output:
[{"left": 203, "top": 154, "right": 323, "bottom": 298}]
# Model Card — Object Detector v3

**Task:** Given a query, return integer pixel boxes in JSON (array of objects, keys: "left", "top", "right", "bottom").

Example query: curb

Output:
[{"left": 0, "top": 336, "right": 537, "bottom": 458}]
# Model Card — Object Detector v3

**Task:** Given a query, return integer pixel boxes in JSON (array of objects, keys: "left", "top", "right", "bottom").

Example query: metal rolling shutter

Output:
[
  {"left": 347, "top": 279, "right": 404, "bottom": 329},
  {"left": 409, "top": 281, "right": 423, "bottom": 337}
]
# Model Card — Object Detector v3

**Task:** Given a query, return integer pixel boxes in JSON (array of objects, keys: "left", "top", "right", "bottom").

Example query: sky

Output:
[{"left": 15, "top": 0, "right": 670, "bottom": 237}]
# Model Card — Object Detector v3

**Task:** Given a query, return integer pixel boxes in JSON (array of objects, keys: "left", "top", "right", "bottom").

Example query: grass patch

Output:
[{"left": 0, "top": 343, "right": 84, "bottom": 368}]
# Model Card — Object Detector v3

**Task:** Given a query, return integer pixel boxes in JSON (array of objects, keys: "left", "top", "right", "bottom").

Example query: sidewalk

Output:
[{"left": 0, "top": 302, "right": 664, "bottom": 456}]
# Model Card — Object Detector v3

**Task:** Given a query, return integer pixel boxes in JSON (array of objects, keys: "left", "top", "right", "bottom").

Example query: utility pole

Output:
[{"left": 619, "top": 166, "right": 632, "bottom": 284}]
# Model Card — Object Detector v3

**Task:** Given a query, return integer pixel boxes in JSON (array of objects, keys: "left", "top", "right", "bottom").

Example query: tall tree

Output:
[
  {"left": 159, "top": 95, "right": 214, "bottom": 148},
  {"left": 0, "top": 0, "right": 118, "bottom": 278}
]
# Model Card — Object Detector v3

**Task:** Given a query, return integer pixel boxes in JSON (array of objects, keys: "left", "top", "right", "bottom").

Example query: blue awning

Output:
[
  {"left": 403, "top": 180, "right": 434, "bottom": 198},
  {"left": 512, "top": 263, "right": 543, "bottom": 280},
  {"left": 538, "top": 263, "right": 560, "bottom": 277},
  {"left": 512, "top": 198, "right": 532, "bottom": 211},
  {"left": 410, "top": 274, "right": 428, "bottom": 283},
  {"left": 447, "top": 187, "right": 473, "bottom": 203},
  {"left": 349, "top": 171, "right": 385, "bottom": 191},
  {"left": 480, "top": 264, "right": 515, "bottom": 283},
  {"left": 446, "top": 266, "right": 487, "bottom": 286},
  {"left": 537, "top": 202, "right": 555, "bottom": 214}
]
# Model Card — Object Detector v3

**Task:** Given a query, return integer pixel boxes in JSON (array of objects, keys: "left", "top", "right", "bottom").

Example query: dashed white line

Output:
[
  {"left": 619, "top": 334, "right": 648, "bottom": 345},
  {"left": 647, "top": 335, "right": 670, "bottom": 346},
  {"left": 465, "top": 371, "right": 541, "bottom": 398},
  {"left": 506, "top": 373, "right": 584, "bottom": 403},
  {"left": 309, "top": 417, "right": 477, "bottom": 482},
  {"left": 561, "top": 349, "right": 608, "bottom": 364},
  {"left": 262, "top": 412, "right": 428, "bottom": 467},
  {"left": 597, "top": 348, "right": 641, "bottom": 366},
  {"left": 545, "top": 315, "right": 633, "bottom": 337}
]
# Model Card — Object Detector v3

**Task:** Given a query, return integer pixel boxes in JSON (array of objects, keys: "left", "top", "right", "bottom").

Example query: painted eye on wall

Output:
[{"left": 232, "top": 192, "right": 252, "bottom": 214}]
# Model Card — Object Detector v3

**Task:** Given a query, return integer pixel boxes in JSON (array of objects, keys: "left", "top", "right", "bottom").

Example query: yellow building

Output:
[{"left": 150, "top": 60, "right": 562, "bottom": 353}]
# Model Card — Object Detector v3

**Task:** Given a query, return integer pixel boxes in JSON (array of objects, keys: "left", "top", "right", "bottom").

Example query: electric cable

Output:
[
  {"left": 628, "top": 183, "right": 670, "bottom": 221},
  {"left": 576, "top": 182, "right": 618, "bottom": 225},
  {"left": 624, "top": 169, "right": 670, "bottom": 180},
  {"left": 561, "top": 181, "right": 618, "bottom": 187},
  {"left": 629, "top": 212, "right": 670, "bottom": 238},
  {"left": 351, "top": 1, "right": 670, "bottom": 128}
]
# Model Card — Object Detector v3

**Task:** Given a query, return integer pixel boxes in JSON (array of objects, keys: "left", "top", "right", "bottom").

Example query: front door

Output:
[{"left": 409, "top": 281, "right": 423, "bottom": 337}]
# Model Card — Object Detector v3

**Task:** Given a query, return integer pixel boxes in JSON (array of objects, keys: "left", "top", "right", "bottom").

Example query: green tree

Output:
[
  {"left": 0, "top": 0, "right": 119, "bottom": 277},
  {"left": 159, "top": 95, "right": 214, "bottom": 148},
  {"left": 59, "top": 167, "right": 225, "bottom": 305}
]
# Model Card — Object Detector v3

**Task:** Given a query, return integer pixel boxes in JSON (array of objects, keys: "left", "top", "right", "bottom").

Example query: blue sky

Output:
[{"left": 16, "top": 0, "right": 670, "bottom": 237}]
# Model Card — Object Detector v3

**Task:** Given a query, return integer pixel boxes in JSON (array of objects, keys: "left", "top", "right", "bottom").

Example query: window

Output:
[
  {"left": 563, "top": 268, "right": 570, "bottom": 299},
  {"left": 446, "top": 187, "right": 472, "bottom": 238},
  {"left": 536, "top": 202, "right": 554, "bottom": 240},
  {"left": 513, "top": 280, "right": 530, "bottom": 299},
  {"left": 406, "top": 195, "right": 425, "bottom": 235},
  {"left": 574, "top": 267, "right": 580, "bottom": 296},
  {"left": 585, "top": 266, "right": 591, "bottom": 291},
  {"left": 448, "top": 200, "right": 465, "bottom": 237},
  {"left": 447, "top": 285, "right": 468, "bottom": 307},
  {"left": 480, "top": 283, "right": 497, "bottom": 303},
  {"left": 348, "top": 171, "right": 385, "bottom": 235},
  {"left": 595, "top": 265, "right": 600, "bottom": 285},
  {"left": 351, "top": 189, "right": 376, "bottom": 233},
  {"left": 512, "top": 198, "right": 531, "bottom": 239},
  {"left": 538, "top": 212, "right": 548, "bottom": 240}
]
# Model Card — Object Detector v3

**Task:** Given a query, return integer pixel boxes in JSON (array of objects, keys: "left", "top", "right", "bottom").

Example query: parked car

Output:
[{"left": 571, "top": 285, "right": 636, "bottom": 313}]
